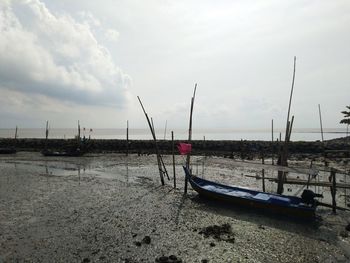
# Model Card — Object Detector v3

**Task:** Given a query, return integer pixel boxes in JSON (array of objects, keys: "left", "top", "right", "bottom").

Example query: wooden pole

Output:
[
  {"left": 45, "top": 120, "right": 49, "bottom": 150},
  {"left": 318, "top": 104, "right": 324, "bottom": 142},
  {"left": 163, "top": 120, "right": 167, "bottom": 140},
  {"left": 15, "top": 126, "right": 18, "bottom": 140},
  {"left": 286, "top": 56, "right": 296, "bottom": 132},
  {"left": 172, "top": 131, "right": 176, "bottom": 189},
  {"left": 330, "top": 168, "right": 337, "bottom": 214},
  {"left": 185, "top": 84, "right": 197, "bottom": 194},
  {"left": 151, "top": 119, "right": 170, "bottom": 180},
  {"left": 127, "top": 121, "right": 129, "bottom": 153},
  {"left": 277, "top": 57, "right": 297, "bottom": 194},
  {"left": 271, "top": 119, "right": 274, "bottom": 165},
  {"left": 262, "top": 155, "right": 266, "bottom": 192},
  {"left": 14, "top": 126, "right": 18, "bottom": 147},
  {"left": 137, "top": 96, "right": 165, "bottom": 185},
  {"left": 151, "top": 117, "right": 169, "bottom": 181}
]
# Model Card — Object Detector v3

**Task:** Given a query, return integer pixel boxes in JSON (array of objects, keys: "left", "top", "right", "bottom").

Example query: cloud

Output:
[
  {"left": 0, "top": 0, "right": 130, "bottom": 107},
  {"left": 105, "top": 28, "right": 120, "bottom": 42}
]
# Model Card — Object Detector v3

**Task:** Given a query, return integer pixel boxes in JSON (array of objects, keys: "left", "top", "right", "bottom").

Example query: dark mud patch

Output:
[
  {"left": 199, "top": 223, "right": 235, "bottom": 243},
  {"left": 155, "top": 255, "right": 182, "bottom": 263}
]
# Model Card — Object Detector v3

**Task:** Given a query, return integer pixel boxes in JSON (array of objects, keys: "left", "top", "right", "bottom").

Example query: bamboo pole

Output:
[
  {"left": 318, "top": 104, "right": 324, "bottom": 142},
  {"left": 262, "top": 155, "right": 265, "bottom": 192},
  {"left": 271, "top": 119, "right": 274, "bottom": 165},
  {"left": 172, "top": 131, "right": 176, "bottom": 188},
  {"left": 137, "top": 96, "right": 165, "bottom": 185},
  {"left": 185, "top": 84, "right": 197, "bottom": 194},
  {"left": 14, "top": 126, "right": 18, "bottom": 140},
  {"left": 163, "top": 120, "right": 167, "bottom": 140},
  {"left": 151, "top": 119, "right": 170, "bottom": 180},
  {"left": 127, "top": 121, "right": 129, "bottom": 154},
  {"left": 330, "top": 168, "right": 337, "bottom": 214},
  {"left": 277, "top": 57, "right": 297, "bottom": 194},
  {"left": 14, "top": 126, "right": 18, "bottom": 147},
  {"left": 151, "top": 117, "right": 169, "bottom": 181},
  {"left": 45, "top": 120, "right": 49, "bottom": 150}
]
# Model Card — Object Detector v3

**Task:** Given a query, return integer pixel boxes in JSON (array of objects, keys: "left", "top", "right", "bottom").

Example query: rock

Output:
[
  {"left": 210, "top": 242, "right": 216, "bottom": 247},
  {"left": 346, "top": 223, "right": 350, "bottom": 231},
  {"left": 169, "top": 255, "right": 177, "bottom": 260},
  {"left": 142, "top": 235, "right": 151, "bottom": 244},
  {"left": 156, "top": 256, "right": 169, "bottom": 262},
  {"left": 201, "top": 260, "right": 209, "bottom": 263},
  {"left": 82, "top": 258, "right": 90, "bottom": 263},
  {"left": 134, "top": 241, "right": 141, "bottom": 247},
  {"left": 340, "top": 230, "right": 348, "bottom": 238}
]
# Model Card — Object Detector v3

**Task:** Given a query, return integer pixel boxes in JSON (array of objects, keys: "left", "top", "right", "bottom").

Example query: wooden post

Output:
[
  {"left": 262, "top": 155, "right": 265, "bottom": 192},
  {"left": 277, "top": 57, "right": 297, "bottom": 195},
  {"left": 137, "top": 96, "right": 166, "bottom": 185},
  {"left": 330, "top": 168, "right": 337, "bottom": 214},
  {"left": 45, "top": 120, "right": 49, "bottom": 151},
  {"left": 14, "top": 126, "right": 18, "bottom": 147},
  {"left": 172, "top": 131, "right": 176, "bottom": 189},
  {"left": 185, "top": 84, "right": 197, "bottom": 194},
  {"left": 126, "top": 120, "right": 129, "bottom": 156},
  {"left": 318, "top": 104, "right": 324, "bottom": 142},
  {"left": 271, "top": 119, "right": 274, "bottom": 165},
  {"left": 15, "top": 126, "right": 18, "bottom": 140},
  {"left": 163, "top": 120, "right": 167, "bottom": 140}
]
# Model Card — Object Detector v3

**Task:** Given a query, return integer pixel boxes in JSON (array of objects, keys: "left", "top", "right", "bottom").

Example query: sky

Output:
[{"left": 0, "top": 0, "right": 349, "bottom": 131}]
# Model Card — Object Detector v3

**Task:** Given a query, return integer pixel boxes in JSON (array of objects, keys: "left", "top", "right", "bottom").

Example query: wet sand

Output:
[{"left": 0, "top": 152, "right": 349, "bottom": 262}]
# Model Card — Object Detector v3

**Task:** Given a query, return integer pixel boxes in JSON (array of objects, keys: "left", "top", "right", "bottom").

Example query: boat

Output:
[
  {"left": 41, "top": 120, "right": 89, "bottom": 157},
  {"left": 0, "top": 147, "right": 17, "bottom": 154},
  {"left": 183, "top": 166, "right": 318, "bottom": 219},
  {"left": 41, "top": 148, "right": 84, "bottom": 157}
]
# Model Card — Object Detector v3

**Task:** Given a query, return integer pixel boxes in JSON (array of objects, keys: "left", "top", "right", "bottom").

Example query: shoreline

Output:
[{"left": 1, "top": 137, "right": 349, "bottom": 157}]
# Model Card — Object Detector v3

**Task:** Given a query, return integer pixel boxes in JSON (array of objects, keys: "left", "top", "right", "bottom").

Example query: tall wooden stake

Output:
[
  {"left": 277, "top": 57, "right": 297, "bottom": 194},
  {"left": 14, "top": 126, "right": 18, "bottom": 147},
  {"left": 172, "top": 131, "right": 176, "bottom": 188},
  {"left": 318, "top": 104, "right": 324, "bottom": 142},
  {"left": 151, "top": 118, "right": 170, "bottom": 180},
  {"left": 45, "top": 120, "right": 49, "bottom": 150},
  {"left": 330, "top": 168, "right": 337, "bottom": 214},
  {"left": 271, "top": 119, "right": 274, "bottom": 165},
  {"left": 262, "top": 155, "right": 266, "bottom": 192},
  {"left": 137, "top": 96, "right": 166, "bottom": 185},
  {"left": 185, "top": 84, "right": 197, "bottom": 194},
  {"left": 126, "top": 120, "right": 129, "bottom": 156},
  {"left": 163, "top": 120, "right": 167, "bottom": 140}
]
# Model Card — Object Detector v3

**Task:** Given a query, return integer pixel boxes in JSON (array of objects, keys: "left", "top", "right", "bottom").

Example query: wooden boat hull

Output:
[{"left": 183, "top": 167, "right": 316, "bottom": 220}]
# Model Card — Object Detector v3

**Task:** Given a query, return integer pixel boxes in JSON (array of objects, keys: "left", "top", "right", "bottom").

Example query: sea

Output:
[{"left": 0, "top": 128, "right": 348, "bottom": 141}]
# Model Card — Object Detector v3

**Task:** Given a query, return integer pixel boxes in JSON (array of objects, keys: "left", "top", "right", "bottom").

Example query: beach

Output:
[{"left": 0, "top": 152, "right": 349, "bottom": 263}]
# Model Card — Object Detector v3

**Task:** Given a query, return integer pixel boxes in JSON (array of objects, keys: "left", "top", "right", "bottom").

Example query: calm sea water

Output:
[{"left": 0, "top": 128, "right": 348, "bottom": 141}]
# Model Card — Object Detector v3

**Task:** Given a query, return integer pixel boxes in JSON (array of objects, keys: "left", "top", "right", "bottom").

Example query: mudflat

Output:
[{"left": 0, "top": 152, "right": 349, "bottom": 262}]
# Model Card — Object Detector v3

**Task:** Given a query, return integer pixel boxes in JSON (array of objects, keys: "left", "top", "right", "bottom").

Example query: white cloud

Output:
[
  {"left": 0, "top": 0, "right": 130, "bottom": 107},
  {"left": 105, "top": 28, "right": 120, "bottom": 42}
]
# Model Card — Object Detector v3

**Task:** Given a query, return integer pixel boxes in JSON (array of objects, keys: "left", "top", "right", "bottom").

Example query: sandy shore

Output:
[{"left": 0, "top": 152, "right": 349, "bottom": 262}]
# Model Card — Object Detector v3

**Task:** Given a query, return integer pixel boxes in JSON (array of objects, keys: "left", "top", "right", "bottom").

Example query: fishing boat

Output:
[
  {"left": 41, "top": 148, "right": 84, "bottom": 157},
  {"left": 0, "top": 147, "right": 17, "bottom": 154},
  {"left": 183, "top": 166, "right": 319, "bottom": 219}
]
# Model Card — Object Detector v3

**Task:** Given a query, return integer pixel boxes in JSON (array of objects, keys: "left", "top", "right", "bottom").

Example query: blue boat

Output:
[{"left": 183, "top": 166, "right": 317, "bottom": 219}]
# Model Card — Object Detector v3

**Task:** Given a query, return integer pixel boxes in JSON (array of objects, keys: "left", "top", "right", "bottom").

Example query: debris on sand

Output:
[
  {"left": 199, "top": 223, "right": 235, "bottom": 244},
  {"left": 155, "top": 255, "right": 182, "bottom": 263}
]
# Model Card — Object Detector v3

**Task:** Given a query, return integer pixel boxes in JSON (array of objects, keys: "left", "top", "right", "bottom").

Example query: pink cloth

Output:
[{"left": 177, "top": 143, "right": 192, "bottom": 155}]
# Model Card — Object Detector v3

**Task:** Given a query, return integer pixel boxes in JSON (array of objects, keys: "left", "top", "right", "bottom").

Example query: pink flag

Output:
[{"left": 177, "top": 143, "right": 192, "bottom": 155}]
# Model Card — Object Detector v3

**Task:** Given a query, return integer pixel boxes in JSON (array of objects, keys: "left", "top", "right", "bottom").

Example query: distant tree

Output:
[{"left": 340, "top": 105, "right": 350, "bottom": 138}]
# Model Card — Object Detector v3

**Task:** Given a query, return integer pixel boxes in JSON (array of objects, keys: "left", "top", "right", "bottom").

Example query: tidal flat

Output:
[{"left": 0, "top": 152, "right": 349, "bottom": 263}]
